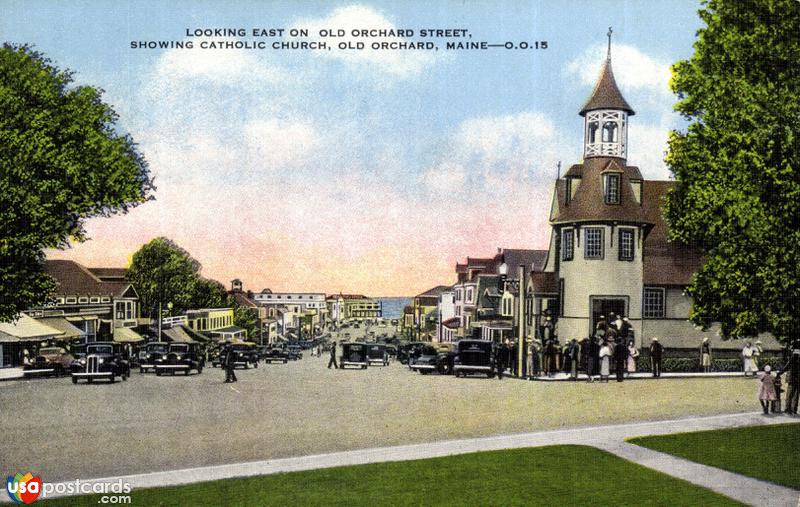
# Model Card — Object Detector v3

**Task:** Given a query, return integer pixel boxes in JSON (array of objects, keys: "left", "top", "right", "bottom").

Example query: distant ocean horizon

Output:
[{"left": 377, "top": 297, "right": 412, "bottom": 319}]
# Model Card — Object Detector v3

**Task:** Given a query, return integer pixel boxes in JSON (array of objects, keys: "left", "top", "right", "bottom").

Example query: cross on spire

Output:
[{"left": 607, "top": 27, "right": 613, "bottom": 59}]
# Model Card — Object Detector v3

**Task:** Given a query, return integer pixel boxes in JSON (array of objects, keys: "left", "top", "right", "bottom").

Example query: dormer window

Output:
[{"left": 604, "top": 173, "right": 621, "bottom": 204}]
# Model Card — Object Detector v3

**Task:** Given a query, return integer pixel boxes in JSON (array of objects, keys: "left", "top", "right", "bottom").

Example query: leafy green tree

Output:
[
  {"left": 665, "top": 0, "right": 800, "bottom": 343},
  {"left": 189, "top": 278, "right": 228, "bottom": 311},
  {"left": 0, "top": 44, "right": 153, "bottom": 321},
  {"left": 230, "top": 299, "right": 261, "bottom": 342},
  {"left": 127, "top": 238, "right": 199, "bottom": 318}
]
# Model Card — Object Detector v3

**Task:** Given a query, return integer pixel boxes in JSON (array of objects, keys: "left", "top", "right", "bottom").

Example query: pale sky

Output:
[{"left": 3, "top": 1, "right": 702, "bottom": 296}]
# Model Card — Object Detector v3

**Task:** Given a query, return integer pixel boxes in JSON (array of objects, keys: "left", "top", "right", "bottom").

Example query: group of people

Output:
[
  {"left": 757, "top": 347, "right": 800, "bottom": 415},
  {"left": 522, "top": 313, "right": 647, "bottom": 382}
]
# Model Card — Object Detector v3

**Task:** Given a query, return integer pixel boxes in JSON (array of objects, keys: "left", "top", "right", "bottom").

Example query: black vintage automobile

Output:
[
  {"left": 70, "top": 342, "right": 130, "bottom": 384},
  {"left": 410, "top": 344, "right": 456, "bottom": 375},
  {"left": 231, "top": 343, "right": 259, "bottom": 369},
  {"left": 398, "top": 342, "right": 427, "bottom": 365},
  {"left": 453, "top": 340, "right": 495, "bottom": 378},
  {"left": 339, "top": 342, "right": 368, "bottom": 369},
  {"left": 263, "top": 345, "right": 289, "bottom": 364},
  {"left": 366, "top": 343, "right": 389, "bottom": 366},
  {"left": 138, "top": 342, "right": 169, "bottom": 373},
  {"left": 154, "top": 343, "right": 204, "bottom": 375}
]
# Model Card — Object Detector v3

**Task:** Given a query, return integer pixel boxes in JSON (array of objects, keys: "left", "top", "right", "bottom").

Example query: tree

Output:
[
  {"left": 127, "top": 238, "right": 199, "bottom": 318},
  {"left": 230, "top": 300, "right": 260, "bottom": 342},
  {"left": 188, "top": 278, "right": 228, "bottom": 311},
  {"left": 0, "top": 44, "right": 153, "bottom": 322},
  {"left": 664, "top": 0, "right": 800, "bottom": 343}
]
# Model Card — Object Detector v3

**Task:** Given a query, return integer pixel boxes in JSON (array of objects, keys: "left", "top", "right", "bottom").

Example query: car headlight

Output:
[
  {"left": 79, "top": 359, "right": 86, "bottom": 365},
  {"left": 176, "top": 355, "right": 182, "bottom": 360},
  {"left": 98, "top": 358, "right": 104, "bottom": 364}
]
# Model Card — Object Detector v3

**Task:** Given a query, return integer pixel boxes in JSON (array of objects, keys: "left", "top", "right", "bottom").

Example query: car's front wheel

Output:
[{"left": 71, "top": 376, "right": 78, "bottom": 384}]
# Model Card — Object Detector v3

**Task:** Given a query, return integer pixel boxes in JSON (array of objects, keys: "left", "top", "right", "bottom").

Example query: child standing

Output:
[{"left": 758, "top": 365, "right": 777, "bottom": 414}]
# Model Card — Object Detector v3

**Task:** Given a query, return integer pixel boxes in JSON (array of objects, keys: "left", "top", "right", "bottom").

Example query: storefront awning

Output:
[
  {"left": 0, "top": 314, "right": 65, "bottom": 342},
  {"left": 37, "top": 317, "right": 86, "bottom": 340},
  {"left": 162, "top": 326, "right": 196, "bottom": 343},
  {"left": 113, "top": 327, "right": 144, "bottom": 343}
]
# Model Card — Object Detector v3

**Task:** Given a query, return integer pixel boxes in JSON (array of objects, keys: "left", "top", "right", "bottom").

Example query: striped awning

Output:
[
  {"left": 0, "top": 314, "right": 65, "bottom": 342},
  {"left": 162, "top": 326, "right": 195, "bottom": 343}
]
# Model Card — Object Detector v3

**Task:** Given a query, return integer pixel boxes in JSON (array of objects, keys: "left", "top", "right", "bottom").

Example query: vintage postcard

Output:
[{"left": 1, "top": 1, "right": 798, "bottom": 505}]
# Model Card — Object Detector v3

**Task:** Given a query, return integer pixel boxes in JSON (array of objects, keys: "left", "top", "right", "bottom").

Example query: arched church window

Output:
[
  {"left": 602, "top": 121, "right": 618, "bottom": 142},
  {"left": 587, "top": 121, "right": 599, "bottom": 143}
]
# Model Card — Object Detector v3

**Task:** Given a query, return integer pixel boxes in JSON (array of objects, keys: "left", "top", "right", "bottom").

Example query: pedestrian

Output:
[
  {"left": 650, "top": 338, "right": 663, "bottom": 378},
  {"left": 568, "top": 338, "right": 580, "bottom": 380},
  {"left": 599, "top": 340, "right": 611, "bottom": 382},
  {"left": 778, "top": 347, "right": 800, "bottom": 415},
  {"left": 494, "top": 344, "right": 503, "bottom": 380},
  {"left": 544, "top": 339, "right": 557, "bottom": 377},
  {"left": 608, "top": 313, "right": 618, "bottom": 332},
  {"left": 580, "top": 337, "right": 590, "bottom": 377},
  {"left": 526, "top": 340, "right": 536, "bottom": 379},
  {"left": 627, "top": 339, "right": 639, "bottom": 376},
  {"left": 753, "top": 340, "right": 763, "bottom": 370},
  {"left": 700, "top": 337, "right": 712, "bottom": 373},
  {"left": 586, "top": 336, "right": 598, "bottom": 382},
  {"left": 772, "top": 372, "right": 783, "bottom": 414},
  {"left": 742, "top": 341, "right": 757, "bottom": 376},
  {"left": 614, "top": 339, "right": 627, "bottom": 382},
  {"left": 328, "top": 341, "right": 338, "bottom": 369},
  {"left": 224, "top": 346, "right": 238, "bottom": 383},
  {"left": 758, "top": 365, "right": 777, "bottom": 415},
  {"left": 510, "top": 340, "right": 519, "bottom": 377}
]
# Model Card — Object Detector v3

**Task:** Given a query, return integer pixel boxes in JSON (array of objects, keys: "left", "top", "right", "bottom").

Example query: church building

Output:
[{"left": 529, "top": 42, "right": 781, "bottom": 353}]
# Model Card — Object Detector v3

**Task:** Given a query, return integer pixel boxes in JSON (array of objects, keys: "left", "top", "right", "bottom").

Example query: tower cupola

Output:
[{"left": 580, "top": 28, "right": 634, "bottom": 160}]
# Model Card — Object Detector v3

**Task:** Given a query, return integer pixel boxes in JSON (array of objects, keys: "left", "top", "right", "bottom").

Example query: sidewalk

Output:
[
  {"left": 530, "top": 371, "right": 752, "bottom": 381},
  {"left": 34, "top": 412, "right": 799, "bottom": 505}
]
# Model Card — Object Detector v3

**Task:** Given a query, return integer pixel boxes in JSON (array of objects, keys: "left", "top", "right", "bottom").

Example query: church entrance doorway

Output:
[{"left": 590, "top": 297, "right": 627, "bottom": 335}]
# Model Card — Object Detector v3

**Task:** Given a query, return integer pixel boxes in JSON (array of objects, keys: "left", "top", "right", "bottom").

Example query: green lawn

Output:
[
  {"left": 40, "top": 445, "right": 741, "bottom": 506},
  {"left": 629, "top": 423, "right": 800, "bottom": 489}
]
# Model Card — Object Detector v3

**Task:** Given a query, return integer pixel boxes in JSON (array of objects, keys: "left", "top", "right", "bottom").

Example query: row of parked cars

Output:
[
  {"left": 401, "top": 340, "right": 499, "bottom": 378},
  {"left": 23, "top": 339, "right": 318, "bottom": 385}
]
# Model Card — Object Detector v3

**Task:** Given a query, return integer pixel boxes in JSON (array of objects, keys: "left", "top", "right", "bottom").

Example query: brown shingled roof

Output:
[
  {"left": 528, "top": 272, "right": 559, "bottom": 294},
  {"left": 552, "top": 157, "right": 650, "bottom": 225},
  {"left": 641, "top": 181, "right": 705, "bottom": 285},
  {"left": 579, "top": 58, "right": 635, "bottom": 116},
  {"left": 87, "top": 267, "right": 127, "bottom": 281},
  {"left": 45, "top": 260, "right": 132, "bottom": 298}
]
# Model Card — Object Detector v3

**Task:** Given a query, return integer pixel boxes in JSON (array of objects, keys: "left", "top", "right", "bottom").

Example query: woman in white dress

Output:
[
  {"left": 627, "top": 340, "right": 639, "bottom": 376},
  {"left": 599, "top": 341, "right": 611, "bottom": 382},
  {"left": 742, "top": 342, "right": 757, "bottom": 376}
]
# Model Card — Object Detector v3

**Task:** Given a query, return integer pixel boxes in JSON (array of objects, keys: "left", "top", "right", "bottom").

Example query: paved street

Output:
[{"left": 0, "top": 348, "right": 773, "bottom": 484}]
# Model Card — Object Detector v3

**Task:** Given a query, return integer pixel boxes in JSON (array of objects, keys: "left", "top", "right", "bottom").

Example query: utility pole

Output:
[{"left": 517, "top": 265, "right": 526, "bottom": 377}]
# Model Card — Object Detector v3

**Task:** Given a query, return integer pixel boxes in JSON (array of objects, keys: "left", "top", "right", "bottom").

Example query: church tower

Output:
[
  {"left": 580, "top": 32, "right": 634, "bottom": 160},
  {"left": 542, "top": 29, "right": 653, "bottom": 346}
]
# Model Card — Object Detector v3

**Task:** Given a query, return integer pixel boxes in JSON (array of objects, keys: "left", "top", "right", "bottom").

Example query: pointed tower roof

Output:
[{"left": 579, "top": 57, "right": 635, "bottom": 117}]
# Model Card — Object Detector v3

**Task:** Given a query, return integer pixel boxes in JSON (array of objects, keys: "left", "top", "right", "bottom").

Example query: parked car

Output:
[
  {"left": 453, "top": 340, "right": 495, "bottom": 378},
  {"left": 263, "top": 346, "right": 289, "bottom": 364},
  {"left": 366, "top": 343, "right": 389, "bottom": 366},
  {"left": 70, "top": 342, "right": 130, "bottom": 384},
  {"left": 231, "top": 343, "right": 259, "bottom": 369},
  {"left": 410, "top": 344, "right": 455, "bottom": 375},
  {"left": 397, "top": 342, "right": 427, "bottom": 365},
  {"left": 339, "top": 342, "right": 368, "bottom": 369},
  {"left": 154, "top": 343, "right": 204, "bottom": 375},
  {"left": 139, "top": 342, "right": 169, "bottom": 373},
  {"left": 23, "top": 346, "right": 74, "bottom": 378}
]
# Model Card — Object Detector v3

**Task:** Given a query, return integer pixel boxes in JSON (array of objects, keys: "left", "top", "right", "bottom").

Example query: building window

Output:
[
  {"left": 585, "top": 228, "right": 604, "bottom": 259},
  {"left": 90, "top": 296, "right": 100, "bottom": 303},
  {"left": 78, "top": 297, "right": 88, "bottom": 304},
  {"left": 455, "top": 290, "right": 461, "bottom": 302},
  {"left": 466, "top": 289, "right": 473, "bottom": 302},
  {"left": 643, "top": 288, "right": 665, "bottom": 318},
  {"left": 561, "top": 228, "right": 574, "bottom": 261},
  {"left": 101, "top": 297, "right": 110, "bottom": 303},
  {"left": 619, "top": 229, "right": 634, "bottom": 261},
  {"left": 66, "top": 297, "right": 76, "bottom": 304},
  {"left": 604, "top": 174, "right": 620, "bottom": 204},
  {"left": 565, "top": 178, "right": 572, "bottom": 205}
]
